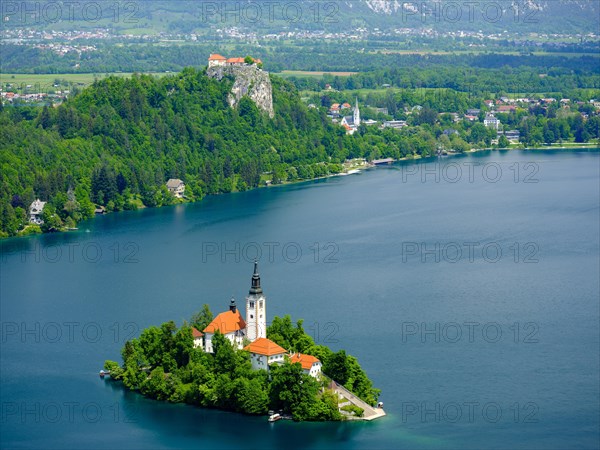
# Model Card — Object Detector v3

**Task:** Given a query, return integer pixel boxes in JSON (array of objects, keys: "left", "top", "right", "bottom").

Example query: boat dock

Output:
[{"left": 371, "top": 158, "right": 395, "bottom": 165}]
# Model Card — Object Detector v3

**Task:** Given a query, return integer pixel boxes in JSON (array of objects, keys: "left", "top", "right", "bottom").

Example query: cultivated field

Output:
[
  {"left": 1, "top": 72, "right": 170, "bottom": 93},
  {"left": 276, "top": 70, "right": 358, "bottom": 78}
]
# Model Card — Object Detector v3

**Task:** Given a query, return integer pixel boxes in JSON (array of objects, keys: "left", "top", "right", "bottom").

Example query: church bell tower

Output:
[
  {"left": 246, "top": 261, "right": 266, "bottom": 342},
  {"left": 354, "top": 98, "right": 360, "bottom": 127}
]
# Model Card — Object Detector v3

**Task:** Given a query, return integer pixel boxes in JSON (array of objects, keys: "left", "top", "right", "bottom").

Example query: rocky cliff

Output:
[{"left": 207, "top": 65, "right": 274, "bottom": 118}]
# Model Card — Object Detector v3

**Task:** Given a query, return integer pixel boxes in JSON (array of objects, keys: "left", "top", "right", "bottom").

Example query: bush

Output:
[{"left": 341, "top": 404, "right": 364, "bottom": 417}]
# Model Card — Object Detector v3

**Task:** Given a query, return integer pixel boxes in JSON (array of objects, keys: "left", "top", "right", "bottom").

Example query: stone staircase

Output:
[{"left": 329, "top": 380, "right": 386, "bottom": 421}]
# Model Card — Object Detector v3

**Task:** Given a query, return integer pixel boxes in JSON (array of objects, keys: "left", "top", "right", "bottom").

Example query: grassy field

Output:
[
  {"left": 1, "top": 72, "right": 170, "bottom": 92},
  {"left": 275, "top": 70, "right": 358, "bottom": 78}
]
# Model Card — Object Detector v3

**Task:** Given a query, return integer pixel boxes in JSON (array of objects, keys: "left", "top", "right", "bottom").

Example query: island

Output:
[{"left": 103, "top": 262, "right": 384, "bottom": 422}]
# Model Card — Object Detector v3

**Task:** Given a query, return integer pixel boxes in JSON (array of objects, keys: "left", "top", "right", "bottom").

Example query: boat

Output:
[
  {"left": 99, "top": 370, "right": 106, "bottom": 378},
  {"left": 268, "top": 413, "right": 282, "bottom": 422}
]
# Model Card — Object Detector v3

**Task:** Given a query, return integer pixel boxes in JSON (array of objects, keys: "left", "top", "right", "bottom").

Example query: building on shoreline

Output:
[
  {"left": 29, "top": 199, "right": 46, "bottom": 224},
  {"left": 166, "top": 178, "right": 185, "bottom": 198},
  {"left": 484, "top": 113, "right": 501, "bottom": 130}
]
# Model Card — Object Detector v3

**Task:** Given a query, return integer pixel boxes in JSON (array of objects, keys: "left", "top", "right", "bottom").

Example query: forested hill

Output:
[{"left": 0, "top": 68, "right": 347, "bottom": 236}]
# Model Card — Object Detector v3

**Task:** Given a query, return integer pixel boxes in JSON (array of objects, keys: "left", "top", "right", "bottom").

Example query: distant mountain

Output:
[
  {"left": 5, "top": 0, "right": 598, "bottom": 34},
  {"left": 335, "top": 0, "right": 599, "bottom": 33},
  {"left": 133, "top": 0, "right": 599, "bottom": 33}
]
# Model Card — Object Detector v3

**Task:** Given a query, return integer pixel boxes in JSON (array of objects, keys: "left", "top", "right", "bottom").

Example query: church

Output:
[
  {"left": 340, "top": 99, "right": 361, "bottom": 135},
  {"left": 202, "top": 260, "right": 266, "bottom": 353},
  {"left": 201, "top": 262, "right": 322, "bottom": 377}
]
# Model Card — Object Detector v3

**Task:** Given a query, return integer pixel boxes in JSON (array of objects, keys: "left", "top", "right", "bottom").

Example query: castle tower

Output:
[
  {"left": 246, "top": 261, "right": 266, "bottom": 342},
  {"left": 354, "top": 98, "right": 360, "bottom": 127}
]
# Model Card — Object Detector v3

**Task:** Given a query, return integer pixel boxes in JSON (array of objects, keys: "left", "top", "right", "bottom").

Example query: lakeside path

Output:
[{"left": 330, "top": 381, "right": 386, "bottom": 421}]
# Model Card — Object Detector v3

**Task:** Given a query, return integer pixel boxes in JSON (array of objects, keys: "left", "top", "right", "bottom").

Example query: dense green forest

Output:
[
  {"left": 104, "top": 308, "right": 379, "bottom": 421},
  {"left": 1, "top": 67, "right": 599, "bottom": 238},
  {"left": 0, "top": 68, "right": 347, "bottom": 237}
]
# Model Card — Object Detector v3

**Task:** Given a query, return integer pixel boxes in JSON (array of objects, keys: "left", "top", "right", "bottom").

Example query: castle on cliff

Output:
[{"left": 208, "top": 54, "right": 262, "bottom": 68}]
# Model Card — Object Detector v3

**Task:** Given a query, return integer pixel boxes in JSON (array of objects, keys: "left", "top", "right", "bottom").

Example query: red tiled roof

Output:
[
  {"left": 227, "top": 57, "right": 245, "bottom": 64},
  {"left": 209, "top": 54, "right": 226, "bottom": 61},
  {"left": 243, "top": 337, "right": 286, "bottom": 356},
  {"left": 290, "top": 353, "right": 320, "bottom": 370},
  {"left": 192, "top": 327, "right": 203, "bottom": 338},
  {"left": 203, "top": 310, "right": 246, "bottom": 334}
]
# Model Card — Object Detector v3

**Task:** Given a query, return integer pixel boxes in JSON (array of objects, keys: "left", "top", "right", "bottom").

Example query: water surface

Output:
[{"left": 1, "top": 150, "right": 599, "bottom": 449}]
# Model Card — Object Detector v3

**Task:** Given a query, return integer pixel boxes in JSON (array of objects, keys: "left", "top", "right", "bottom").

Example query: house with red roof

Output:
[
  {"left": 226, "top": 57, "right": 245, "bottom": 66},
  {"left": 203, "top": 298, "right": 247, "bottom": 353},
  {"left": 290, "top": 353, "right": 322, "bottom": 378},
  {"left": 497, "top": 105, "right": 516, "bottom": 113},
  {"left": 208, "top": 54, "right": 227, "bottom": 68},
  {"left": 191, "top": 327, "right": 203, "bottom": 348},
  {"left": 244, "top": 337, "right": 287, "bottom": 371}
]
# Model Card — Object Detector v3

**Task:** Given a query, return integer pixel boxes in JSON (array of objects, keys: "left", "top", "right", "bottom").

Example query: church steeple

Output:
[
  {"left": 246, "top": 261, "right": 266, "bottom": 342},
  {"left": 249, "top": 260, "right": 262, "bottom": 295},
  {"left": 229, "top": 297, "right": 237, "bottom": 313},
  {"left": 354, "top": 98, "right": 360, "bottom": 127}
]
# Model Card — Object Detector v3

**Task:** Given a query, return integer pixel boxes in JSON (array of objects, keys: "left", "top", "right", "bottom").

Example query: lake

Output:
[{"left": 1, "top": 149, "right": 599, "bottom": 449}]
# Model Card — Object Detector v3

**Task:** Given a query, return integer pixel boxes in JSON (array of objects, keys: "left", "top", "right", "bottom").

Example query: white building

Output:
[
  {"left": 202, "top": 299, "right": 246, "bottom": 353},
  {"left": 290, "top": 353, "right": 322, "bottom": 378},
  {"left": 382, "top": 120, "right": 407, "bottom": 129},
  {"left": 166, "top": 179, "right": 185, "bottom": 198},
  {"left": 29, "top": 199, "right": 46, "bottom": 224},
  {"left": 484, "top": 114, "right": 501, "bottom": 130},
  {"left": 246, "top": 261, "right": 266, "bottom": 342},
  {"left": 191, "top": 327, "right": 203, "bottom": 348},
  {"left": 208, "top": 54, "right": 227, "bottom": 67},
  {"left": 244, "top": 337, "right": 287, "bottom": 372}
]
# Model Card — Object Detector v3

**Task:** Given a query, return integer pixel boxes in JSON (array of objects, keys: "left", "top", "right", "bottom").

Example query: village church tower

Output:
[{"left": 246, "top": 261, "right": 266, "bottom": 341}]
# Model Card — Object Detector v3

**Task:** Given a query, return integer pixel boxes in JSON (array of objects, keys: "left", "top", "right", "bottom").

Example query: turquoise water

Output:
[{"left": 1, "top": 150, "right": 599, "bottom": 449}]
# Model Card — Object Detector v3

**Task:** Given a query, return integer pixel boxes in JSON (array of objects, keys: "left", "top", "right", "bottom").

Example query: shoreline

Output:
[{"left": 3, "top": 145, "right": 599, "bottom": 241}]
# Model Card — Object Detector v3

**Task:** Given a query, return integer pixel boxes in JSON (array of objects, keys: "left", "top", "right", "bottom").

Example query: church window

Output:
[
  {"left": 250, "top": 314, "right": 254, "bottom": 319},
  {"left": 249, "top": 301, "right": 255, "bottom": 308}
]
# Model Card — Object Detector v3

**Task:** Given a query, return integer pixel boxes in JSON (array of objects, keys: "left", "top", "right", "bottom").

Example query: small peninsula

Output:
[{"left": 103, "top": 262, "right": 384, "bottom": 422}]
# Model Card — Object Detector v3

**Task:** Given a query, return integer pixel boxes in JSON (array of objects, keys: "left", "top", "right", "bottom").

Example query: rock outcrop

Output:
[{"left": 207, "top": 65, "right": 274, "bottom": 118}]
